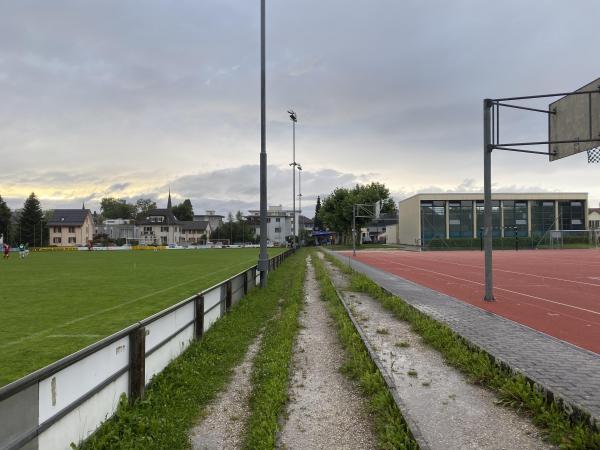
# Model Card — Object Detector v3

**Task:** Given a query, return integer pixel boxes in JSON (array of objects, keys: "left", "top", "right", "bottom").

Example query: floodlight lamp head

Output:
[
  {"left": 287, "top": 110, "right": 297, "bottom": 122},
  {"left": 297, "top": 164, "right": 302, "bottom": 171}
]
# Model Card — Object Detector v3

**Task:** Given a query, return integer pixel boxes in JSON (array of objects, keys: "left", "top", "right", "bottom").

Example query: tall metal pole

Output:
[
  {"left": 352, "top": 205, "right": 356, "bottom": 257},
  {"left": 258, "top": 0, "right": 269, "bottom": 287},
  {"left": 298, "top": 165, "right": 302, "bottom": 234},
  {"left": 292, "top": 119, "right": 296, "bottom": 246},
  {"left": 483, "top": 99, "right": 494, "bottom": 301}
]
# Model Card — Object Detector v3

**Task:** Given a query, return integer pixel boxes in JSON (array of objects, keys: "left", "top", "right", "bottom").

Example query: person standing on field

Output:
[
  {"left": 19, "top": 243, "right": 27, "bottom": 259},
  {"left": 3, "top": 243, "right": 9, "bottom": 259}
]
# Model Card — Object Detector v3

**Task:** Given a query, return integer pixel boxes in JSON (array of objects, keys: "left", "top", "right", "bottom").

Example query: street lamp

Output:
[
  {"left": 297, "top": 164, "right": 302, "bottom": 243},
  {"left": 258, "top": 0, "right": 269, "bottom": 287},
  {"left": 288, "top": 109, "right": 298, "bottom": 247}
]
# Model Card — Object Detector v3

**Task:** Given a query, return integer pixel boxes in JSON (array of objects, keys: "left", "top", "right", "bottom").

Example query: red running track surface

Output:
[{"left": 342, "top": 249, "right": 600, "bottom": 354}]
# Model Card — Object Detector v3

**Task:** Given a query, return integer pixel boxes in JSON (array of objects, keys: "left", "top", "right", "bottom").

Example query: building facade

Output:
[
  {"left": 180, "top": 221, "right": 211, "bottom": 244},
  {"left": 95, "top": 218, "right": 138, "bottom": 242},
  {"left": 136, "top": 193, "right": 181, "bottom": 245},
  {"left": 193, "top": 210, "right": 224, "bottom": 231},
  {"left": 590, "top": 207, "right": 600, "bottom": 230},
  {"left": 246, "top": 205, "right": 294, "bottom": 245},
  {"left": 394, "top": 193, "right": 588, "bottom": 246},
  {"left": 48, "top": 209, "right": 95, "bottom": 247}
]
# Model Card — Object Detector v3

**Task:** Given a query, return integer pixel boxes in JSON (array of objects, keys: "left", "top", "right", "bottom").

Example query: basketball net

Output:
[{"left": 588, "top": 147, "right": 600, "bottom": 163}]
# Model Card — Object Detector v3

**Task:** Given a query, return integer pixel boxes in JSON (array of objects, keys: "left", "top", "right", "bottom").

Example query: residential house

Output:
[
  {"left": 246, "top": 205, "right": 294, "bottom": 245},
  {"left": 193, "top": 210, "right": 224, "bottom": 231},
  {"left": 180, "top": 221, "right": 211, "bottom": 244},
  {"left": 94, "top": 218, "right": 138, "bottom": 242},
  {"left": 136, "top": 192, "right": 181, "bottom": 245},
  {"left": 48, "top": 208, "right": 94, "bottom": 247}
]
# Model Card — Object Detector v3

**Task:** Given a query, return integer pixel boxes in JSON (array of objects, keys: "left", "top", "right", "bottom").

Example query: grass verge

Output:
[
  {"left": 323, "top": 250, "right": 600, "bottom": 450},
  {"left": 312, "top": 253, "right": 418, "bottom": 450},
  {"left": 78, "top": 250, "right": 303, "bottom": 450},
  {"left": 241, "top": 250, "right": 307, "bottom": 449}
]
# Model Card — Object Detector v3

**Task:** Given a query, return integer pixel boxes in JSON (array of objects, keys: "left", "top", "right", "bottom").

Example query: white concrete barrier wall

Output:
[
  {"left": 203, "top": 288, "right": 223, "bottom": 332},
  {"left": 145, "top": 325, "right": 194, "bottom": 385},
  {"left": 37, "top": 335, "right": 129, "bottom": 450}
]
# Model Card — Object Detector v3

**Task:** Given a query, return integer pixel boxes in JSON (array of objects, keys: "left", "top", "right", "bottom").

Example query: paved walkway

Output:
[{"left": 327, "top": 250, "right": 600, "bottom": 426}]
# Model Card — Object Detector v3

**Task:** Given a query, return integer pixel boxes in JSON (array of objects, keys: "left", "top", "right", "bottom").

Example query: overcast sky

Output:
[{"left": 1, "top": 0, "right": 599, "bottom": 216}]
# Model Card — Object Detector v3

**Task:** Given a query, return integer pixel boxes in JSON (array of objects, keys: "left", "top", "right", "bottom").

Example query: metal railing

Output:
[{"left": 0, "top": 249, "right": 295, "bottom": 450}]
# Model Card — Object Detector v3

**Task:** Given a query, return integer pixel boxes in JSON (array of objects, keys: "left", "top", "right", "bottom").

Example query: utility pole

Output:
[
  {"left": 297, "top": 164, "right": 302, "bottom": 244},
  {"left": 483, "top": 99, "right": 494, "bottom": 301}
]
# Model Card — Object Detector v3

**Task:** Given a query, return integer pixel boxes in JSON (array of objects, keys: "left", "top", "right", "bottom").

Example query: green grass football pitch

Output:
[{"left": 0, "top": 248, "right": 283, "bottom": 387}]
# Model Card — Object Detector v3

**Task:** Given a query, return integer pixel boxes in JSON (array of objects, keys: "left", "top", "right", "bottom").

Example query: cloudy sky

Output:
[{"left": 1, "top": 0, "right": 599, "bottom": 216}]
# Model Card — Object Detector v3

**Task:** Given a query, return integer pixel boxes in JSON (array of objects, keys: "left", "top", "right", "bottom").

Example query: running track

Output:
[{"left": 342, "top": 249, "right": 600, "bottom": 354}]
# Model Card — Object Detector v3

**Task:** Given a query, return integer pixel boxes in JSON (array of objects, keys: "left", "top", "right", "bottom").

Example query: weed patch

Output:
[
  {"left": 312, "top": 253, "right": 418, "bottom": 450},
  {"left": 78, "top": 251, "right": 303, "bottom": 450},
  {"left": 242, "top": 250, "right": 307, "bottom": 449}
]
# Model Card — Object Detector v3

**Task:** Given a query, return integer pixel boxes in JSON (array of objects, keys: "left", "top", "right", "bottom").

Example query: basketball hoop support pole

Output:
[{"left": 483, "top": 99, "right": 495, "bottom": 301}]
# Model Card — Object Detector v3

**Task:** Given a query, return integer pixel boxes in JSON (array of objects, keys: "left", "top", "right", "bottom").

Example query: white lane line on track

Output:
[
  {"left": 374, "top": 255, "right": 600, "bottom": 288},
  {"left": 379, "top": 259, "right": 600, "bottom": 317},
  {"left": 2, "top": 259, "right": 256, "bottom": 349}
]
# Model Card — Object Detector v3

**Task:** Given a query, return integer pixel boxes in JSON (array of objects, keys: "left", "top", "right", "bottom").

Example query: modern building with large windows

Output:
[{"left": 392, "top": 193, "right": 588, "bottom": 246}]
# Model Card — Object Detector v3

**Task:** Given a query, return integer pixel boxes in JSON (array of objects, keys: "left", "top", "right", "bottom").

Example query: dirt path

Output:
[
  {"left": 189, "top": 334, "right": 263, "bottom": 450},
  {"left": 278, "top": 256, "right": 377, "bottom": 449},
  {"left": 321, "top": 253, "right": 555, "bottom": 450}
]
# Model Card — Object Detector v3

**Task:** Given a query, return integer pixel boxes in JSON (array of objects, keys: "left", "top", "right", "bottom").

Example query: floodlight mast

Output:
[
  {"left": 258, "top": 0, "right": 268, "bottom": 287},
  {"left": 288, "top": 109, "right": 298, "bottom": 247}
]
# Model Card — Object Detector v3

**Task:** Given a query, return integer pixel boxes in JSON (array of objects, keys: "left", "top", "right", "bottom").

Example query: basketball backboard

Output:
[{"left": 549, "top": 77, "right": 600, "bottom": 161}]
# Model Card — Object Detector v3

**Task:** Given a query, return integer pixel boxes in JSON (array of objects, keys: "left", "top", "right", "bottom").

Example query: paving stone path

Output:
[{"left": 327, "top": 250, "right": 600, "bottom": 426}]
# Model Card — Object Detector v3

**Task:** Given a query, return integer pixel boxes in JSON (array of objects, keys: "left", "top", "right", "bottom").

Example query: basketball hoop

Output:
[{"left": 588, "top": 147, "right": 600, "bottom": 163}]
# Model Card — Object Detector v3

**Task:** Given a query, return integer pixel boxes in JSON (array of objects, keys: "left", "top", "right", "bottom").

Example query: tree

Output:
[
  {"left": 135, "top": 198, "right": 157, "bottom": 219},
  {"left": 316, "top": 182, "right": 397, "bottom": 243},
  {"left": 313, "top": 195, "right": 322, "bottom": 230},
  {"left": 172, "top": 199, "right": 194, "bottom": 221},
  {"left": 100, "top": 198, "right": 136, "bottom": 219},
  {"left": 19, "top": 193, "right": 44, "bottom": 246},
  {"left": 0, "top": 195, "right": 12, "bottom": 243}
]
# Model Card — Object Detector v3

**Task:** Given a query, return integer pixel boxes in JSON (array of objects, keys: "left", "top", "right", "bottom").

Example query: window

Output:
[
  {"left": 475, "top": 201, "right": 501, "bottom": 238},
  {"left": 274, "top": 227, "right": 281, "bottom": 233},
  {"left": 53, "top": 237, "right": 62, "bottom": 244},
  {"left": 448, "top": 201, "right": 474, "bottom": 238},
  {"left": 559, "top": 201, "right": 585, "bottom": 230},
  {"left": 68, "top": 226, "right": 75, "bottom": 233},
  {"left": 161, "top": 226, "right": 169, "bottom": 232},
  {"left": 143, "top": 226, "right": 152, "bottom": 233},
  {"left": 531, "top": 201, "right": 555, "bottom": 237},
  {"left": 420, "top": 201, "right": 446, "bottom": 241},
  {"left": 150, "top": 216, "right": 164, "bottom": 223},
  {"left": 68, "top": 237, "right": 76, "bottom": 243},
  {"left": 267, "top": 218, "right": 271, "bottom": 223},
  {"left": 502, "top": 201, "right": 528, "bottom": 237},
  {"left": 53, "top": 226, "right": 61, "bottom": 233},
  {"left": 276, "top": 218, "right": 280, "bottom": 222}
]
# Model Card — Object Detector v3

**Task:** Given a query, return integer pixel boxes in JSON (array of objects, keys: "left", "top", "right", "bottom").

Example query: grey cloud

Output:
[{"left": 1, "top": 1, "right": 599, "bottom": 208}]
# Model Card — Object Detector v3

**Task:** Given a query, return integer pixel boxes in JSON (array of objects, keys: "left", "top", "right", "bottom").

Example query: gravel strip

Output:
[
  {"left": 189, "top": 334, "right": 263, "bottom": 450},
  {"left": 322, "top": 256, "right": 555, "bottom": 450},
  {"left": 278, "top": 256, "right": 377, "bottom": 449}
]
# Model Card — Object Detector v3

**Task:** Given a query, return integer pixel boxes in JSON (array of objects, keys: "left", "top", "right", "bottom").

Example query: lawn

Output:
[{"left": 0, "top": 248, "right": 282, "bottom": 387}]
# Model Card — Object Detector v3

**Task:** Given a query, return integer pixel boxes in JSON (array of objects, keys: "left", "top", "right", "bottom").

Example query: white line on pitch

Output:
[
  {"left": 375, "top": 256, "right": 600, "bottom": 289},
  {"left": 382, "top": 259, "right": 600, "bottom": 317},
  {"left": 2, "top": 259, "right": 256, "bottom": 349}
]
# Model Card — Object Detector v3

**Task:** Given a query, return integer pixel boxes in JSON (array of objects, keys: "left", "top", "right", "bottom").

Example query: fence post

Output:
[
  {"left": 129, "top": 326, "right": 146, "bottom": 403},
  {"left": 195, "top": 294, "right": 204, "bottom": 339},
  {"left": 243, "top": 272, "right": 248, "bottom": 295},
  {"left": 226, "top": 281, "right": 232, "bottom": 312}
]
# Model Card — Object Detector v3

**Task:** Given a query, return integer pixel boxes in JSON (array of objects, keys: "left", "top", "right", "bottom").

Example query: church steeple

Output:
[
  {"left": 82, "top": 201, "right": 85, "bottom": 210},
  {"left": 167, "top": 187, "right": 172, "bottom": 210}
]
